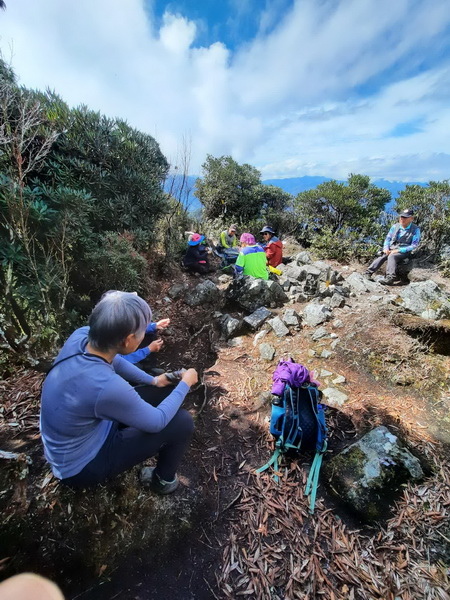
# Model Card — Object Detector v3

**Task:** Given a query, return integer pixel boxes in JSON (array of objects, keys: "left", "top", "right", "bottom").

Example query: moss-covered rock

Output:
[{"left": 323, "top": 426, "right": 423, "bottom": 521}]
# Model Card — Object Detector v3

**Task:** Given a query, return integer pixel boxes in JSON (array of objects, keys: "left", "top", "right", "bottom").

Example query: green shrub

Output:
[
  {"left": 311, "top": 227, "right": 379, "bottom": 263},
  {"left": 84, "top": 232, "right": 148, "bottom": 295}
]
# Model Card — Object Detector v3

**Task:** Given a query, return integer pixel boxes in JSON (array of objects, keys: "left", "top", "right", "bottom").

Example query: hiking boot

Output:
[
  {"left": 379, "top": 276, "right": 395, "bottom": 286},
  {"left": 363, "top": 271, "right": 373, "bottom": 280},
  {"left": 140, "top": 467, "right": 180, "bottom": 495}
]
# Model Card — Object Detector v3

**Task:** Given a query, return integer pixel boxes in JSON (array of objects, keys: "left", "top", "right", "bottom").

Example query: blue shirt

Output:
[
  {"left": 120, "top": 322, "right": 158, "bottom": 363},
  {"left": 383, "top": 223, "right": 421, "bottom": 253},
  {"left": 40, "top": 327, "right": 189, "bottom": 479}
]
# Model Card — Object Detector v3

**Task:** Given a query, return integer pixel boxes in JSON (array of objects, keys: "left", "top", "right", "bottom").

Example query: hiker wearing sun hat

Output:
[
  {"left": 234, "top": 233, "right": 269, "bottom": 280},
  {"left": 260, "top": 225, "right": 283, "bottom": 268},
  {"left": 220, "top": 224, "right": 238, "bottom": 249},
  {"left": 365, "top": 208, "right": 420, "bottom": 285},
  {"left": 182, "top": 233, "right": 211, "bottom": 274}
]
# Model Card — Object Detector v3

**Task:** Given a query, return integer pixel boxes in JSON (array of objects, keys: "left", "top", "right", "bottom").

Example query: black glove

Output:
[{"left": 164, "top": 369, "right": 187, "bottom": 383}]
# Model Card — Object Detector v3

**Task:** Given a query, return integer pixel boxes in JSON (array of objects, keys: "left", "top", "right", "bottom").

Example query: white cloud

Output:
[{"left": 0, "top": 0, "right": 449, "bottom": 181}]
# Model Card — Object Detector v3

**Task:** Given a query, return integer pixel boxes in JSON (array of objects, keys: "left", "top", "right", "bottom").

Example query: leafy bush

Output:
[
  {"left": 83, "top": 233, "right": 148, "bottom": 296},
  {"left": 311, "top": 227, "right": 380, "bottom": 263}
]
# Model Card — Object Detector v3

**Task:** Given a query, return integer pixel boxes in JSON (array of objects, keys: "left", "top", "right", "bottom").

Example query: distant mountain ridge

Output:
[{"left": 165, "top": 175, "right": 427, "bottom": 212}]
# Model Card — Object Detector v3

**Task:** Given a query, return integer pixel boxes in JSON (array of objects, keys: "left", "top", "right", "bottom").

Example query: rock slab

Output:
[{"left": 323, "top": 426, "right": 423, "bottom": 521}]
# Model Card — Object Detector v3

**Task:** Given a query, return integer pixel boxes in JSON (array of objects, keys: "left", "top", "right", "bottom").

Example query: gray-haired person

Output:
[{"left": 40, "top": 291, "right": 197, "bottom": 494}]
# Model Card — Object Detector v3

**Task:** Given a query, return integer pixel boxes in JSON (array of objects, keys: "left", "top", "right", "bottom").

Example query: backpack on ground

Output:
[{"left": 256, "top": 360, "right": 328, "bottom": 513}]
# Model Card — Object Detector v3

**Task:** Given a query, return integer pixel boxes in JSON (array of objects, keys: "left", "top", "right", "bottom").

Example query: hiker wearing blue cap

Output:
[
  {"left": 365, "top": 209, "right": 420, "bottom": 285},
  {"left": 182, "top": 233, "right": 212, "bottom": 274}
]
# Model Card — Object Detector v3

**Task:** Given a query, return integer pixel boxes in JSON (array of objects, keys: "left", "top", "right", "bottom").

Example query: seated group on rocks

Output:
[{"left": 182, "top": 224, "right": 284, "bottom": 278}]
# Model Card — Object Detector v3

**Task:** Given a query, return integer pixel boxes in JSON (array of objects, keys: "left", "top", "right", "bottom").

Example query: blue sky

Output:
[{"left": 1, "top": 0, "right": 449, "bottom": 181}]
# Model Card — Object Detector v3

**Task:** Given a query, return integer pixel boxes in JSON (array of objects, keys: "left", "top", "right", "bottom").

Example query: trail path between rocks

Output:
[{"left": 1, "top": 252, "right": 449, "bottom": 599}]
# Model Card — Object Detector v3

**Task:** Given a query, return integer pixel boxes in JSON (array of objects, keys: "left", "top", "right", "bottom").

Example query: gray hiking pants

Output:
[{"left": 367, "top": 251, "right": 410, "bottom": 277}]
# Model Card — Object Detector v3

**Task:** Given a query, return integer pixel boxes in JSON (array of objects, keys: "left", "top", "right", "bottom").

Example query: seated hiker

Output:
[
  {"left": 234, "top": 233, "right": 269, "bottom": 280},
  {"left": 219, "top": 224, "right": 238, "bottom": 249},
  {"left": 260, "top": 226, "right": 283, "bottom": 268},
  {"left": 365, "top": 208, "right": 420, "bottom": 285},
  {"left": 40, "top": 291, "right": 197, "bottom": 493},
  {"left": 182, "top": 233, "right": 212, "bottom": 274}
]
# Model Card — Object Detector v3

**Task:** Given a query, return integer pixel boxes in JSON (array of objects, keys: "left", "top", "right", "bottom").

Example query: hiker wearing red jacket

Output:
[{"left": 260, "top": 226, "right": 283, "bottom": 267}]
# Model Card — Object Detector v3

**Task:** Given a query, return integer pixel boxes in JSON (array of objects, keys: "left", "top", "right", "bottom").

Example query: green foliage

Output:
[
  {"left": 196, "top": 155, "right": 276, "bottom": 223},
  {"left": 83, "top": 233, "right": 148, "bottom": 295},
  {"left": 396, "top": 181, "right": 450, "bottom": 258},
  {"left": 0, "top": 58, "right": 169, "bottom": 361},
  {"left": 311, "top": 226, "right": 380, "bottom": 262},
  {"left": 294, "top": 174, "right": 390, "bottom": 245},
  {"left": 195, "top": 155, "right": 294, "bottom": 235}
]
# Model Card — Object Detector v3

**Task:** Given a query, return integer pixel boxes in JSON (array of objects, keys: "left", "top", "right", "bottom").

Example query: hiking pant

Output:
[
  {"left": 185, "top": 262, "right": 210, "bottom": 275},
  {"left": 367, "top": 251, "right": 411, "bottom": 277},
  {"left": 61, "top": 386, "right": 194, "bottom": 488}
]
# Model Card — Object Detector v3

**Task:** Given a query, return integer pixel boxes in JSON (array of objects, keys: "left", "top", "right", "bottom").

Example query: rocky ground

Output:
[{"left": 1, "top": 246, "right": 449, "bottom": 599}]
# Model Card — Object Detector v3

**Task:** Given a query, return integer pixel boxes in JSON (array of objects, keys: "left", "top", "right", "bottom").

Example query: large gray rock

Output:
[
  {"left": 311, "top": 326, "right": 328, "bottom": 340},
  {"left": 259, "top": 343, "right": 276, "bottom": 361},
  {"left": 227, "top": 276, "right": 288, "bottom": 312},
  {"left": 219, "top": 314, "right": 243, "bottom": 339},
  {"left": 294, "top": 251, "right": 313, "bottom": 264},
  {"left": 322, "top": 387, "right": 348, "bottom": 405},
  {"left": 282, "top": 308, "right": 301, "bottom": 327},
  {"left": 397, "top": 280, "right": 450, "bottom": 319},
  {"left": 269, "top": 316, "right": 290, "bottom": 337},
  {"left": 168, "top": 282, "right": 189, "bottom": 299},
  {"left": 185, "top": 279, "right": 222, "bottom": 307},
  {"left": 243, "top": 307, "right": 272, "bottom": 330},
  {"left": 302, "top": 303, "right": 332, "bottom": 327},
  {"left": 346, "top": 272, "right": 381, "bottom": 294},
  {"left": 323, "top": 426, "right": 423, "bottom": 521}
]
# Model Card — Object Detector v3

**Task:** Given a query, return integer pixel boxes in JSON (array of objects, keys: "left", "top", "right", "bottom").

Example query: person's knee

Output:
[{"left": 175, "top": 408, "right": 195, "bottom": 436}]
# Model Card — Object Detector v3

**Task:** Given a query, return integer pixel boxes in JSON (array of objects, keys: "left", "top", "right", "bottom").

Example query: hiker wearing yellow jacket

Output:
[{"left": 219, "top": 224, "right": 238, "bottom": 249}]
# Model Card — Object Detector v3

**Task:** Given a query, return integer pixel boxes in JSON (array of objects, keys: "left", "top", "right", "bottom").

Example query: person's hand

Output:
[
  {"left": 149, "top": 339, "right": 164, "bottom": 353},
  {"left": 384, "top": 249, "right": 391, "bottom": 255},
  {"left": 181, "top": 368, "right": 198, "bottom": 387},
  {"left": 0, "top": 573, "right": 64, "bottom": 600},
  {"left": 153, "top": 374, "right": 172, "bottom": 387},
  {"left": 156, "top": 318, "right": 170, "bottom": 330},
  {"left": 390, "top": 249, "right": 399, "bottom": 254}
]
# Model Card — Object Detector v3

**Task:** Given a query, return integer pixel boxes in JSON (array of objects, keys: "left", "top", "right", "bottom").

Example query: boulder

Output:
[
  {"left": 396, "top": 280, "right": 450, "bottom": 319},
  {"left": 294, "top": 251, "right": 313, "bottom": 264},
  {"left": 323, "top": 426, "right": 423, "bottom": 521},
  {"left": 219, "top": 314, "right": 243, "bottom": 339},
  {"left": 282, "top": 308, "right": 301, "bottom": 327},
  {"left": 227, "top": 276, "right": 288, "bottom": 312},
  {"left": 302, "top": 303, "right": 332, "bottom": 327},
  {"left": 185, "top": 280, "right": 222, "bottom": 307},
  {"left": 329, "top": 292, "right": 345, "bottom": 308},
  {"left": 322, "top": 387, "right": 347, "bottom": 405},
  {"left": 259, "top": 343, "right": 276, "bottom": 361},
  {"left": 312, "top": 326, "right": 329, "bottom": 341},
  {"left": 269, "top": 316, "right": 290, "bottom": 337},
  {"left": 346, "top": 272, "right": 381, "bottom": 294},
  {"left": 243, "top": 307, "right": 272, "bottom": 330},
  {"left": 168, "top": 282, "right": 189, "bottom": 299}
]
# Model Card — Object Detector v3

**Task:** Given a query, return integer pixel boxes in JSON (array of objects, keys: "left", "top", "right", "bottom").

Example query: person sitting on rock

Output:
[
  {"left": 182, "top": 233, "right": 212, "bottom": 275},
  {"left": 260, "top": 226, "right": 283, "bottom": 268},
  {"left": 219, "top": 224, "right": 238, "bottom": 249},
  {"left": 40, "top": 291, "right": 198, "bottom": 493},
  {"left": 235, "top": 233, "right": 269, "bottom": 280},
  {"left": 365, "top": 209, "right": 420, "bottom": 285}
]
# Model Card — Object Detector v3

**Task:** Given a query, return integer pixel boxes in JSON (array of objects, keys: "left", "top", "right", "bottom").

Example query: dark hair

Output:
[{"left": 88, "top": 291, "right": 152, "bottom": 352}]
